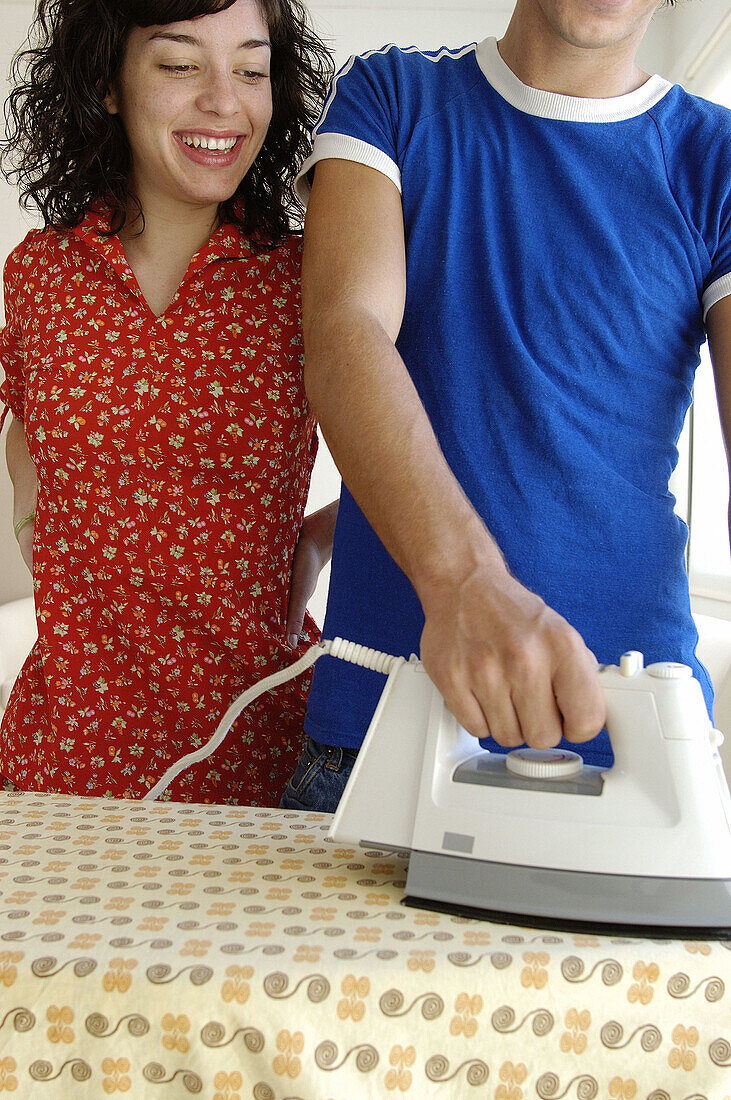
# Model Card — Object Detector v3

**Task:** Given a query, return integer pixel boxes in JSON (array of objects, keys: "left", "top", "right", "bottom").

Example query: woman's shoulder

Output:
[
  {"left": 218, "top": 221, "right": 302, "bottom": 270},
  {"left": 250, "top": 231, "right": 303, "bottom": 271},
  {"left": 4, "top": 227, "right": 45, "bottom": 269},
  {"left": 2, "top": 228, "right": 55, "bottom": 295},
  {"left": 233, "top": 231, "right": 303, "bottom": 296},
  {"left": 274, "top": 232, "right": 303, "bottom": 260},
  {"left": 3, "top": 224, "right": 72, "bottom": 277}
]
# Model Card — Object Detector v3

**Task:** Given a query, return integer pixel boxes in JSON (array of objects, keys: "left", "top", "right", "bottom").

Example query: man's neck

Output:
[{"left": 498, "top": 0, "right": 656, "bottom": 99}]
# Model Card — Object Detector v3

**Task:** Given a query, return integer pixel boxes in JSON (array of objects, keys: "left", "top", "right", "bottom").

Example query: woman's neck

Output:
[
  {"left": 120, "top": 194, "right": 219, "bottom": 266},
  {"left": 118, "top": 195, "right": 221, "bottom": 317}
]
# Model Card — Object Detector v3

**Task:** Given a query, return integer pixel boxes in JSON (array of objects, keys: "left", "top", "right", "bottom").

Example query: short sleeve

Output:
[
  {"left": 295, "top": 48, "right": 405, "bottom": 202},
  {"left": 0, "top": 239, "right": 31, "bottom": 423},
  {"left": 702, "top": 194, "right": 731, "bottom": 318},
  {"left": 703, "top": 244, "right": 731, "bottom": 319},
  {"left": 701, "top": 123, "right": 731, "bottom": 319}
]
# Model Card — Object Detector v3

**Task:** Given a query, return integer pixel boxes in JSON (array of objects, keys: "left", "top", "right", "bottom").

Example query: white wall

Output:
[
  {"left": 0, "top": 0, "right": 722, "bottom": 618},
  {"left": 662, "top": 0, "right": 730, "bottom": 87},
  {"left": 308, "top": 0, "right": 511, "bottom": 67}
]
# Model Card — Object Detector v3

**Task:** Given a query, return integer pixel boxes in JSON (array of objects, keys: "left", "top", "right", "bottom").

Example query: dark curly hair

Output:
[{"left": 0, "top": 0, "right": 333, "bottom": 243}]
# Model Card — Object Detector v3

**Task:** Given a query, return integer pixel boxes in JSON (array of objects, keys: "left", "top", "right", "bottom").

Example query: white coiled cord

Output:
[
  {"left": 326, "top": 636, "right": 403, "bottom": 676},
  {"left": 143, "top": 638, "right": 404, "bottom": 801}
]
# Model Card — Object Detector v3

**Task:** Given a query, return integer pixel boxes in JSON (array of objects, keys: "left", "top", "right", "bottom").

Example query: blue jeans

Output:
[{"left": 279, "top": 737, "right": 358, "bottom": 813}]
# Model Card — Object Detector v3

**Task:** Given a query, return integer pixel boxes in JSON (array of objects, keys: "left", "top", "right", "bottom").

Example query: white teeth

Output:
[{"left": 180, "top": 134, "right": 237, "bottom": 152}]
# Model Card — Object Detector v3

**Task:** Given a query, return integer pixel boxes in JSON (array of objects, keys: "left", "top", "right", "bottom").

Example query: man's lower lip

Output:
[
  {"left": 174, "top": 134, "right": 242, "bottom": 166},
  {"left": 587, "top": 0, "right": 636, "bottom": 9}
]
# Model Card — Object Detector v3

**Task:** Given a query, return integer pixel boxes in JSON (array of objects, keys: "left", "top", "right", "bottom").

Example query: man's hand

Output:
[
  {"left": 419, "top": 556, "right": 605, "bottom": 748},
  {"left": 285, "top": 500, "right": 338, "bottom": 647}
]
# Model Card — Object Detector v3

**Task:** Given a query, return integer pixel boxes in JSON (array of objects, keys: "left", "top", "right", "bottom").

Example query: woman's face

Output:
[{"left": 105, "top": 0, "right": 273, "bottom": 218}]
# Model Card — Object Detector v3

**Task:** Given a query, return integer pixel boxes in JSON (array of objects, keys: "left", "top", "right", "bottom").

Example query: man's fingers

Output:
[
  {"left": 553, "top": 656, "right": 606, "bottom": 743},
  {"left": 470, "top": 666, "right": 524, "bottom": 747},
  {"left": 425, "top": 636, "right": 604, "bottom": 749},
  {"left": 510, "top": 671, "right": 564, "bottom": 749},
  {"left": 427, "top": 670, "right": 492, "bottom": 741},
  {"left": 426, "top": 660, "right": 527, "bottom": 747}
]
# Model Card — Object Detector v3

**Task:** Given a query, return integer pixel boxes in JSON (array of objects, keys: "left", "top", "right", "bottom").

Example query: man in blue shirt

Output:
[{"left": 281, "top": 0, "right": 731, "bottom": 810}]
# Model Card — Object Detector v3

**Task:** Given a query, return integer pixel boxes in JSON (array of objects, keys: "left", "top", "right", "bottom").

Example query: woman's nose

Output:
[{"left": 196, "top": 70, "right": 240, "bottom": 116}]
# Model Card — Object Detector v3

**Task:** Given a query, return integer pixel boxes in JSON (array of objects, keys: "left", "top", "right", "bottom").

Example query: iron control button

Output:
[
  {"left": 620, "top": 650, "right": 644, "bottom": 677},
  {"left": 646, "top": 662, "right": 693, "bottom": 680},
  {"left": 505, "top": 748, "right": 583, "bottom": 780}
]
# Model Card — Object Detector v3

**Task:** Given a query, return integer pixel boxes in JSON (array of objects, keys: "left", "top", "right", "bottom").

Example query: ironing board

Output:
[{"left": 0, "top": 790, "right": 727, "bottom": 1098}]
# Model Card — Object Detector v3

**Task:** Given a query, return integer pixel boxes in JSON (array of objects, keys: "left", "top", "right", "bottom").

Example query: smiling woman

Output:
[
  {"left": 2, "top": 0, "right": 330, "bottom": 241},
  {"left": 104, "top": 9, "right": 275, "bottom": 236},
  {"left": 0, "top": 0, "right": 336, "bottom": 805},
  {"left": 99, "top": 2, "right": 281, "bottom": 314}
]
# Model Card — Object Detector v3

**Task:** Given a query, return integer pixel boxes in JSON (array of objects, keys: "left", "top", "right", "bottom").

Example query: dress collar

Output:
[
  {"left": 69, "top": 202, "right": 253, "bottom": 316},
  {"left": 71, "top": 201, "right": 252, "bottom": 270}
]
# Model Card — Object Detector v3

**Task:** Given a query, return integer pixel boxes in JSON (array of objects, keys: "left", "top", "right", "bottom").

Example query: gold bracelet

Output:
[{"left": 13, "top": 510, "right": 35, "bottom": 540}]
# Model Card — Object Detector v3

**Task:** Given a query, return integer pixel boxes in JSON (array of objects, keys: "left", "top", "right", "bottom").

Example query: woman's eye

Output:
[
  {"left": 159, "top": 63, "right": 196, "bottom": 74},
  {"left": 237, "top": 70, "right": 269, "bottom": 82}
]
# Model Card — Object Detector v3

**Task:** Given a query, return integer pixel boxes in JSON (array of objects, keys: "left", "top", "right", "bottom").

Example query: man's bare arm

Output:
[
  {"left": 302, "top": 159, "right": 605, "bottom": 747},
  {"left": 706, "top": 294, "right": 731, "bottom": 549}
]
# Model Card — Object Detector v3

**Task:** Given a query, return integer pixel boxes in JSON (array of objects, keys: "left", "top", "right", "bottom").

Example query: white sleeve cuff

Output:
[
  {"left": 294, "top": 134, "right": 402, "bottom": 205},
  {"left": 703, "top": 272, "right": 731, "bottom": 321}
]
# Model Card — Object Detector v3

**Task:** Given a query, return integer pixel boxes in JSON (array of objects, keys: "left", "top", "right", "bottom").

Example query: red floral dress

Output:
[{"left": 0, "top": 206, "right": 318, "bottom": 804}]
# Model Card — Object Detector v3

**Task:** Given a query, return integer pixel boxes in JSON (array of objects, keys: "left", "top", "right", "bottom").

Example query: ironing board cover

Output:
[{"left": 0, "top": 791, "right": 727, "bottom": 1098}]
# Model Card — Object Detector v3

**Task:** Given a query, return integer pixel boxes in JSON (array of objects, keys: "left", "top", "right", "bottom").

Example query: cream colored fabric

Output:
[{"left": 0, "top": 792, "right": 727, "bottom": 1098}]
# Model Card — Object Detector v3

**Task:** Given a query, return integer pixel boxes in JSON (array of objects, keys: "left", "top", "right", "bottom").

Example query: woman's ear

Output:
[{"left": 100, "top": 82, "right": 119, "bottom": 115}]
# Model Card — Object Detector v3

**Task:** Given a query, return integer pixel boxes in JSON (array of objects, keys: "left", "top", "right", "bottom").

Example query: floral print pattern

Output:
[{"left": 0, "top": 206, "right": 317, "bottom": 803}]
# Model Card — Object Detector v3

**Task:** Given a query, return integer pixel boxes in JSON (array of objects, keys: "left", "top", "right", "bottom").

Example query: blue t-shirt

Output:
[{"left": 296, "top": 38, "right": 731, "bottom": 765}]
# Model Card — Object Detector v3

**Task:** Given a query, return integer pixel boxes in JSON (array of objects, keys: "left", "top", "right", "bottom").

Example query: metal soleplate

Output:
[{"left": 403, "top": 851, "right": 731, "bottom": 941}]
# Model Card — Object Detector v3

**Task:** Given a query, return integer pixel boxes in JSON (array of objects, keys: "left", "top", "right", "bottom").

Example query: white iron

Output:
[
  {"left": 329, "top": 650, "right": 731, "bottom": 937},
  {"left": 145, "top": 635, "right": 730, "bottom": 937}
]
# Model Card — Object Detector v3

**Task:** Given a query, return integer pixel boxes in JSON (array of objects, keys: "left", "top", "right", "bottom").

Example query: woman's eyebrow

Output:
[{"left": 147, "top": 31, "right": 271, "bottom": 50}]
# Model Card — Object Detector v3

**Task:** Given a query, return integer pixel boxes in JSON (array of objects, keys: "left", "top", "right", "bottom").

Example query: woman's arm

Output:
[
  {"left": 6, "top": 414, "right": 37, "bottom": 572},
  {"left": 286, "top": 499, "right": 339, "bottom": 647}
]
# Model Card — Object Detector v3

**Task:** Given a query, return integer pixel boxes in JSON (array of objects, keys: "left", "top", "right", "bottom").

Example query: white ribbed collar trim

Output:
[{"left": 476, "top": 36, "right": 673, "bottom": 122}]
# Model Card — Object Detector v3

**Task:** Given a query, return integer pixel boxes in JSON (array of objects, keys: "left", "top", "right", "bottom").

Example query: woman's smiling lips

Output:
[{"left": 173, "top": 130, "right": 244, "bottom": 167}]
